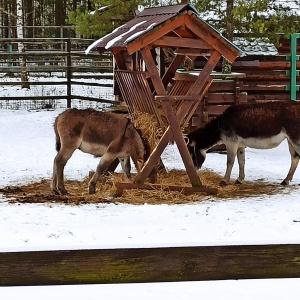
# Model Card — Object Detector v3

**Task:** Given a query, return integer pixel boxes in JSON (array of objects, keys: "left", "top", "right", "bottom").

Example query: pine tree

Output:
[
  {"left": 193, "top": 0, "right": 300, "bottom": 45},
  {"left": 67, "top": 0, "right": 140, "bottom": 38}
]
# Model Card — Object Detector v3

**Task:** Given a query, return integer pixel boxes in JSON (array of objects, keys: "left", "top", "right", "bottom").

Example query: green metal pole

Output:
[{"left": 290, "top": 33, "right": 300, "bottom": 101}]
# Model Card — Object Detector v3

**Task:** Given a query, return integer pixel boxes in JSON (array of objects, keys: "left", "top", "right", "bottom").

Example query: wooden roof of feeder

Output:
[{"left": 86, "top": 3, "right": 244, "bottom": 63}]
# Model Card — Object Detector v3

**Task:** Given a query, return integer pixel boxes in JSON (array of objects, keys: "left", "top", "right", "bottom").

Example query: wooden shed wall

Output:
[{"left": 195, "top": 38, "right": 300, "bottom": 103}]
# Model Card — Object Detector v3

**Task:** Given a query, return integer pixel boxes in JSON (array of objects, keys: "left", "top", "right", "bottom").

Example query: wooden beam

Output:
[
  {"left": 140, "top": 45, "right": 166, "bottom": 95},
  {"left": 159, "top": 97, "right": 202, "bottom": 187},
  {"left": 185, "top": 15, "right": 240, "bottom": 63},
  {"left": 1, "top": 244, "right": 300, "bottom": 286},
  {"left": 115, "top": 182, "right": 217, "bottom": 196},
  {"left": 152, "top": 36, "right": 211, "bottom": 49},
  {"left": 161, "top": 53, "right": 185, "bottom": 87},
  {"left": 112, "top": 49, "right": 128, "bottom": 70},
  {"left": 126, "top": 14, "right": 188, "bottom": 55},
  {"left": 174, "top": 48, "right": 212, "bottom": 56},
  {"left": 188, "top": 50, "right": 222, "bottom": 96}
]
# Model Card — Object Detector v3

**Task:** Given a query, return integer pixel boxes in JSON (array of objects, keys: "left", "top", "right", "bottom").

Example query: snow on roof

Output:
[
  {"left": 85, "top": 3, "right": 243, "bottom": 57},
  {"left": 233, "top": 38, "right": 279, "bottom": 56}
]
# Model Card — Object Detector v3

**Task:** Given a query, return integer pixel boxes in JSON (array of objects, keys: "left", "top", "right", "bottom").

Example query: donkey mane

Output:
[{"left": 135, "top": 126, "right": 151, "bottom": 162}]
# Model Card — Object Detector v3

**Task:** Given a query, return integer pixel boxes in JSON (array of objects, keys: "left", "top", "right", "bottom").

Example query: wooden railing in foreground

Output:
[{"left": 1, "top": 244, "right": 300, "bottom": 286}]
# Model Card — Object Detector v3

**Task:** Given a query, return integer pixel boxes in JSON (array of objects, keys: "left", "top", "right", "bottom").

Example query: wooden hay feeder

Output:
[{"left": 87, "top": 3, "right": 244, "bottom": 196}]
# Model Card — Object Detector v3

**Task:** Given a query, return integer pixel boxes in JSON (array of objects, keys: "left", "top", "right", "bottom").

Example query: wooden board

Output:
[{"left": 1, "top": 244, "right": 300, "bottom": 286}]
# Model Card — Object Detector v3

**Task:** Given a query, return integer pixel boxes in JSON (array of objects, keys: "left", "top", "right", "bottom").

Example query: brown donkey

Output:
[{"left": 51, "top": 108, "right": 157, "bottom": 195}]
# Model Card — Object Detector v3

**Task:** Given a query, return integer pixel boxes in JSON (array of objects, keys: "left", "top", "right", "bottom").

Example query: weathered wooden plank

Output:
[
  {"left": 241, "top": 85, "right": 287, "bottom": 91},
  {"left": 0, "top": 244, "right": 300, "bottom": 286},
  {"left": 247, "top": 94, "right": 293, "bottom": 101},
  {"left": 206, "top": 93, "right": 236, "bottom": 104},
  {"left": 208, "top": 80, "right": 236, "bottom": 91},
  {"left": 0, "top": 95, "right": 116, "bottom": 104},
  {"left": 206, "top": 105, "right": 229, "bottom": 116},
  {"left": 0, "top": 95, "right": 67, "bottom": 101},
  {"left": 0, "top": 66, "right": 111, "bottom": 73}
]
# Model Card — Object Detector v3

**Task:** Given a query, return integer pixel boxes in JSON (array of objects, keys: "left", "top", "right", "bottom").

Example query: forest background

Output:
[{"left": 0, "top": 0, "right": 299, "bottom": 45}]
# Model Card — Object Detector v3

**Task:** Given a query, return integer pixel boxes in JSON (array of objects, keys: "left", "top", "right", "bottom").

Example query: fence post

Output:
[
  {"left": 286, "top": 33, "right": 300, "bottom": 101},
  {"left": 66, "top": 39, "right": 72, "bottom": 108}
]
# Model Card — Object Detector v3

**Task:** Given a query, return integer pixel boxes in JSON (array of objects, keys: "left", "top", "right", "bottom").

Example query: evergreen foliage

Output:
[
  {"left": 193, "top": 0, "right": 300, "bottom": 45},
  {"left": 67, "top": 0, "right": 140, "bottom": 37}
]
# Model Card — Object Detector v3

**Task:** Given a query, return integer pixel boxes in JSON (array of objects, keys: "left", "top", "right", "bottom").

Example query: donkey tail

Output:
[
  {"left": 122, "top": 117, "right": 131, "bottom": 136},
  {"left": 54, "top": 117, "right": 61, "bottom": 152}
]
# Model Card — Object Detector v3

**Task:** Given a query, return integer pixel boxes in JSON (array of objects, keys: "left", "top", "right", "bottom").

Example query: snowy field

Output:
[{"left": 0, "top": 88, "right": 300, "bottom": 298}]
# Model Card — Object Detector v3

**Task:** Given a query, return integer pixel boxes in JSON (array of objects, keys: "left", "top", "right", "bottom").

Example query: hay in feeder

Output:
[{"left": 131, "top": 111, "right": 163, "bottom": 150}]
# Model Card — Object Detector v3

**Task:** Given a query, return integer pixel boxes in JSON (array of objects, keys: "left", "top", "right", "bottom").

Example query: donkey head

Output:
[{"left": 185, "top": 128, "right": 206, "bottom": 170}]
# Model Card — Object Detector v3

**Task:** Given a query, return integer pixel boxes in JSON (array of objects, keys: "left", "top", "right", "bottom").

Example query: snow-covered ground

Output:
[{"left": 0, "top": 97, "right": 300, "bottom": 298}]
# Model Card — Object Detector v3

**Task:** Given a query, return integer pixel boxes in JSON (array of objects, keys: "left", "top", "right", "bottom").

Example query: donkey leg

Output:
[
  {"left": 119, "top": 157, "right": 131, "bottom": 181},
  {"left": 235, "top": 147, "right": 246, "bottom": 184},
  {"left": 51, "top": 149, "right": 74, "bottom": 195},
  {"left": 281, "top": 141, "right": 300, "bottom": 185},
  {"left": 220, "top": 145, "right": 238, "bottom": 186},
  {"left": 88, "top": 153, "right": 117, "bottom": 194}
]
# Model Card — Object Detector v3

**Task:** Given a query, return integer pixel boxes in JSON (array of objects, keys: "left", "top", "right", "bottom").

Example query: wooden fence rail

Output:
[
  {"left": 1, "top": 244, "right": 300, "bottom": 286},
  {"left": 0, "top": 38, "right": 114, "bottom": 108}
]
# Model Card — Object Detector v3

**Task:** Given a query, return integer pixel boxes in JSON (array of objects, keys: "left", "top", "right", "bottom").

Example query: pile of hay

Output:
[{"left": 0, "top": 169, "right": 293, "bottom": 205}]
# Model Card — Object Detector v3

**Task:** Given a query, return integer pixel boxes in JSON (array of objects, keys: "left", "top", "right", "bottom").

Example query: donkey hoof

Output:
[
  {"left": 88, "top": 184, "right": 96, "bottom": 194},
  {"left": 235, "top": 179, "right": 243, "bottom": 185},
  {"left": 88, "top": 188, "right": 96, "bottom": 194},
  {"left": 58, "top": 188, "right": 68, "bottom": 195},
  {"left": 280, "top": 180, "right": 289, "bottom": 186},
  {"left": 52, "top": 189, "right": 60, "bottom": 196},
  {"left": 219, "top": 180, "right": 227, "bottom": 187}
]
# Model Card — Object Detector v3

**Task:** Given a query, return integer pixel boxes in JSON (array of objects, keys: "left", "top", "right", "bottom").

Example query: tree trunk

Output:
[
  {"left": 24, "top": 0, "right": 33, "bottom": 38},
  {"left": 222, "top": 0, "right": 234, "bottom": 74},
  {"left": 16, "top": 0, "right": 30, "bottom": 89},
  {"left": 55, "top": 0, "right": 66, "bottom": 38}
]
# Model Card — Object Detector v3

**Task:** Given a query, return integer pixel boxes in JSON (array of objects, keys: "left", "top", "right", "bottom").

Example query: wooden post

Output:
[{"left": 66, "top": 39, "right": 72, "bottom": 108}]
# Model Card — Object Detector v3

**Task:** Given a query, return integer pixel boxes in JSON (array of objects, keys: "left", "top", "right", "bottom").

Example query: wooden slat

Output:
[
  {"left": 1, "top": 244, "right": 300, "bottom": 286},
  {"left": 208, "top": 80, "right": 236, "bottom": 91},
  {"left": 152, "top": 36, "right": 210, "bottom": 49},
  {"left": 114, "top": 70, "right": 165, "bottom": 127},
  {"left": 206, "top": 93, "right": 236, "bottom": 104},
  {"left": 247, "top": 94, "right": 293, "bottom": 101},
  {"left": 206, "top": 105, "right": 229, "bottom": 116}
]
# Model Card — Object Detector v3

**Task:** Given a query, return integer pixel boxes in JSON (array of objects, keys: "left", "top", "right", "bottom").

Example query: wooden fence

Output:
[
  {"left": 1, "top": 36, "right": 299, "bottom": 110},
  {"left": 0, "top": 243, "right": 300, "bottom": 286},
  {"left": 0, "top": 38, "right": 115, "bottom": 109}
]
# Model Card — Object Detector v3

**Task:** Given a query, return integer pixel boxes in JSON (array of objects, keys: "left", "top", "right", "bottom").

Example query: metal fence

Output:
[{"left": 0, "top": 38, "right": 115, "bottom": 110}]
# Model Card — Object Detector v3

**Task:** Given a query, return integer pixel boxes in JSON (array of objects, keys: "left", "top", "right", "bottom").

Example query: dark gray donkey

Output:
[
  {"left": 186, "top": 101, "right": 300, "bottom": 186},
  {"left": 51, "top": 108, "right": 157, "bottom": 195}
]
